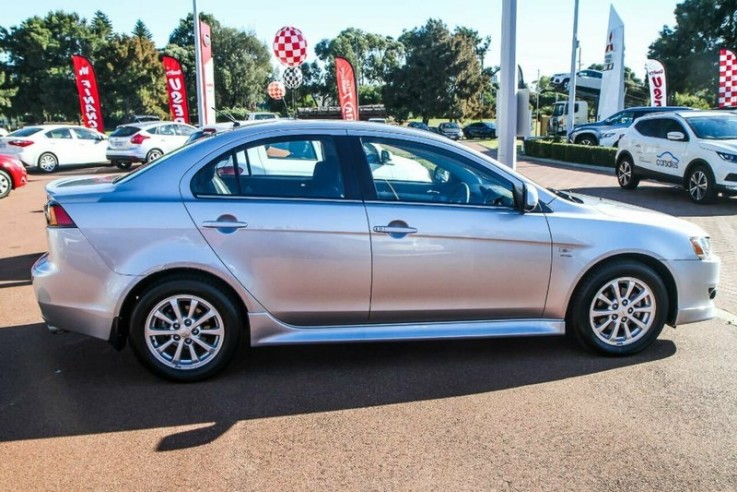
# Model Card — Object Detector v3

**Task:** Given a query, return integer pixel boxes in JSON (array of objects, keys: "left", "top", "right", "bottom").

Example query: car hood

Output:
[
  {"left": 46, "top": 175, "right": 117, "bottom": 201},
  {"left": 555, "top": 190, "right": 707, "bottom": 237},
  {"left": 698, "top": 139, "right": 737, "bottom": 154}
]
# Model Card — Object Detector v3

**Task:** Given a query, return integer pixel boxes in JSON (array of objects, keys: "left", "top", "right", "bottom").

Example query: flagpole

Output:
[
  {"left": 193, "top": 0, "right": 204, "bottom": 127},
  {"left": 567, "top": 0, "right": 579, "bottom": 134}
]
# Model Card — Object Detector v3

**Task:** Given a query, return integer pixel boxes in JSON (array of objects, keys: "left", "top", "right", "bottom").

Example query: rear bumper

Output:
[
  {"left": 106, "top": 150, "right": 146, "bottom": 163},
  {"left": 32, "top": 230, "right": 138, "bottom": 341},
  {"left": 668, "top": 257, "right": 720, "bottom": 325}
]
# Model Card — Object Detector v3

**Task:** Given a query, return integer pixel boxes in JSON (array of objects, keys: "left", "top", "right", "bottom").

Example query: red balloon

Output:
[
  {"left": 267, "top": 81, "right": 286, "bottom": 100},
  {"left": 273, "top": 26, "right": 308, "bottom": 67}
]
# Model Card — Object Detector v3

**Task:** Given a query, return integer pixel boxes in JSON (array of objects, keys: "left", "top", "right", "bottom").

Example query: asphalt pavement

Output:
[{"left": 1, "top": 156, "right": 736, "bottom": 490}]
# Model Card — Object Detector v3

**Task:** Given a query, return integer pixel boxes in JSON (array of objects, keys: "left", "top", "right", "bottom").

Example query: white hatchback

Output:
[
  {"left": 0, "top": 125, "right": 108, "bottom": 172},
  {"left": 107, "top": 122, "right": 197, "bottom": 169},
  {"left": 615, "top": 111, "right": 737, "bottom": 204}
]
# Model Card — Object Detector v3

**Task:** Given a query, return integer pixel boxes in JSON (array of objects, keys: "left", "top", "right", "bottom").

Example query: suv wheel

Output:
[
  {"left": 687, "top": 164, "right": 717, "bottom": 204},
  {"left": 616, "top": 156, "right": 639, "bottom": 190},
  {"left": 575, "top": 134, "right": 598, "bottom": 146}
]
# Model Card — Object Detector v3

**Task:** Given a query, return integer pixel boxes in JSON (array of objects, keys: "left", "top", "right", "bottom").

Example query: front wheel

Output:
[
  {"left": 616, "top": 156, "right": 639, "bottom": 190},
  {"left": 687, "top": 164, "right": 717, "bottom": 204},
  {"left": 0, "top": 170, "right": 11, "bottom": 198},
  {"left": 568, "top": 261, "right": 668, "bottom": 356},
  {"left": 575, "top": 135, "right": 598, "bottom": 146},
  {"left": 129, "top": 277, "right": 243, "bottom": 381}
]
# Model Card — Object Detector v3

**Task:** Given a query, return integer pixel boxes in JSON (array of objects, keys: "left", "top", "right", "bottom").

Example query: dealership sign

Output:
[
  {"left": 71, "top": 55, "right": 104, "bottom": 130},
  {"left": 646, "top": 59, "right": 667, "bottom": 107},
  {"left": 335, "top": 57, "right": 359, "bottom": 121},
  {"left": 161, "top": 56, "right": 190, "bottom": 124}
]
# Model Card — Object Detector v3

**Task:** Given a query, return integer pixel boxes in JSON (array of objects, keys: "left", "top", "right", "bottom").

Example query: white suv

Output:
[
  {"left": 107, "top": 122, "right": 197, "bottom": 169},
  {"left": 615, "top": 111, "right": 737, "bottom": 204}
]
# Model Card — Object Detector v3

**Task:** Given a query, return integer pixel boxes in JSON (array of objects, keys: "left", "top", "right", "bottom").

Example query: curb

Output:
[{"left": 517, "top": 155, "right": 615, "bottom": 176}]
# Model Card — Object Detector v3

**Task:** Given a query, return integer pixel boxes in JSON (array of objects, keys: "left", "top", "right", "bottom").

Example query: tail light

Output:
[
  {"left": 45, "top": 202, "right": 76, "bottom": 228},
  {"left": 130, "top": 133, "right": 150, "bottom": 145},
  {"left": 9, "top": 139, "right": 34, "bottom": 147}
]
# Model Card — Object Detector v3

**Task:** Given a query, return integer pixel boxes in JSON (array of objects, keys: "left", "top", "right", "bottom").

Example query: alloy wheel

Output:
[
  {"left": 688, "top": 170, "right": 708, "bottom": 202},
  {"left": 588, "top": 277, "right": 656, "bottom": 346}
]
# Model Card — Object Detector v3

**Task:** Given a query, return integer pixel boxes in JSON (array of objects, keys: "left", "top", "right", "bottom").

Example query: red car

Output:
[{"left": 0, "top": 154, "right": 28, "bottom": 199}]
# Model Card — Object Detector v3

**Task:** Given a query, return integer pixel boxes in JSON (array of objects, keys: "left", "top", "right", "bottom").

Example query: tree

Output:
[
  {"left": 165, "top": 13, "right": 272, "bottom": 119},
  {"left": 0, "top": 11, "right": 94, "bottom": 122},
  {"left": 132, "top": 19, "right": 153, "bottom": 41},
  {"left": 648, "top": 0, "right": 737, "bottom": 103},
  {"left": 383, "top": 19, "right": 490, "bottom": 122}
]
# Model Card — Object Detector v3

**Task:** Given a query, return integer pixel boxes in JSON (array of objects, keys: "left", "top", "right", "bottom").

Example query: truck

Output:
[{"left": 547, "top": 100, "right": 588, "bottom": 135}]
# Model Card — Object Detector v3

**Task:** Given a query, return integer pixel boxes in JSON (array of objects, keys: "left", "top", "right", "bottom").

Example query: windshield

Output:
[
  {"left": 8, "top": 127, "right": 42, "bottom": 137},
  {"left": 686, "top": 115, "right": 737, "bottom": 140},
  {"left": 111, "top": 126, "right": 142, "bottom": 137},
  {"left": 440, "top": 123, "right": 460, "bottom": 130}
]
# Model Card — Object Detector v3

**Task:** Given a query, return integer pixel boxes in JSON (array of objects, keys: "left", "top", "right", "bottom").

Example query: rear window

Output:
[
  {"left": 111, "top": 126, "right": 141, "bottom": 137},
  {"left": 8, "top": 127, "right": 42, "bottom": 137}
]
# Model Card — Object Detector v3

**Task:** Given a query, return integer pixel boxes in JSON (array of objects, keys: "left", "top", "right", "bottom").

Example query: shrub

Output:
[{"left": 523, "top": 138, "right": 615, "bottom": 168}]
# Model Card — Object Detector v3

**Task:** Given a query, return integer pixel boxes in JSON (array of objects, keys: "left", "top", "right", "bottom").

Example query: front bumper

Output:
[{"left": 668, "top": 257, "right": 720, "bottom": 325}]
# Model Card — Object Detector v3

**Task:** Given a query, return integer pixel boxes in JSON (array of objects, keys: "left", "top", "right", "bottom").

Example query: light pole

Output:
[
  {"left": 498, "top": 0, "right": 518, "bottom": 169},
  {"left": 567, "top": 0, "right": 580, "bottom": 134},
  {"left": 193, "top": 0, "right": 204, "bottom": 127}
]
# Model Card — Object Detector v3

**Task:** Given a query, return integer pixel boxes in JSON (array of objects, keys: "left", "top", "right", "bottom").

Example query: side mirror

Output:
[
  {"left": 667, "top": 131, "right": 685, "bottom": 141},
  {"left": 522, "top": 184, "right": 539, "bottom": 213},
  {"left": 380, "top": 149, "right": 392, "bottom": 164}
]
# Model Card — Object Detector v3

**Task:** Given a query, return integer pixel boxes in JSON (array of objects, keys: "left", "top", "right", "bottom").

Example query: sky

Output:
[{"left": 2, "top": 0, "right": 682, "bottom": 82}]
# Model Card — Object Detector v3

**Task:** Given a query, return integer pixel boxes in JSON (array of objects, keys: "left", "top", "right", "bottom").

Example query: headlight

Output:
[
  {"left": 690, "top": 236, "right": 712, "bottom": 260},
  {"left": 716, "top": 152, "right": 737, "bottom": 163},
  {"left": 601, "top": 132, "right": 616, "bottom": 138}
]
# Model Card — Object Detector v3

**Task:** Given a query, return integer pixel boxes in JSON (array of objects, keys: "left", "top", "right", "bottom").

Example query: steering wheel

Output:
[{"left": 448, "top": 182, "right": 471, "bottom": 204}]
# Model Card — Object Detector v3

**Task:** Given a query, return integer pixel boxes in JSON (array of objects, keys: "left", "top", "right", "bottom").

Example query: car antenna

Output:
[{"left": 212, "top": 108, "right": 240, "bottom": 127}]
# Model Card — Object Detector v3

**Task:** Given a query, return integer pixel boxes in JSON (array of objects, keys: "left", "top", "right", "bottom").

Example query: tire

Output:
[
  {"left": 687, "top": 164, "right": 717, "bottom": 205},
  {"left": 129, "top": 277, "right": 243, "bottom": 381},
  {"left": 616, "top": 155, "right": 639, "bottom": 190},
  {"left": 146, "top": 149, "right": 163, "bottom": 163},
  {"left": 575, "top": 135, "right": 598, "bottom": 146},
  {"left": 0, "top": 170, "right": 11, "bottom": 199},
  {"left": 37, "top": 152, "right": 59, "bottom": 173},
  {"left": 568, "top": 260, "right": 668, "bottom": 356},
  {"left": 563, "top": 80, "right": 570, "bottom": 91},
  {"left": 115, "top": 161, "right": 132, "bottom": 170}
]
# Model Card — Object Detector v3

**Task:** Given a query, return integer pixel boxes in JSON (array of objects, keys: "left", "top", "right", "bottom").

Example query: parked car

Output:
[
  {"left": 124, "top": 114, "right": 162, "bottom": 124},
  {"left": 550, "top": 72, "right": 571, "bottom": 88},
  {"left": 33, "top": 120, "right": 719, "bottom": 381},
  {"left": 463, "top": 122, "right": 497, "bottom": 139},
  {"left": 566, "top": 69, "right": 603, "bottom": 92},
  {"left": 0, "top": 154, "right": 27, "bottom": 199},
  {"left": 106, "top": 121, "right": 198, "bottom": 169},
  {"left": 616, "top": 110, "right": 737, "bottom": 204},
  {"left": 428, "top": 126, "right": 440, "bottom": 134},
  {"left": 568, "top": 106, "right": 692, "bottom": 146},
  {"left": 246, "top": 112, "right": 280, "bottom": 121},
  {"left": 438, "top": 122, "right": 463, "bottom": 140},
  {"left": 0, "top": 125, "right": 108, "bottom": 172},
  {"left": 407, "top": 121, "right": 430, "bottom": 131}
]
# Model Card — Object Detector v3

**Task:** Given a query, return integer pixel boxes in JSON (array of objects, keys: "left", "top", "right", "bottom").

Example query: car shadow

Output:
[
  {"left": 565, "top": 184, "right": 737, "bottom": 217},
  {"left": 0, "top": 322, "right": 675, "bottom": 449},
  {"left": 0, "top": 253, "right": 43, "bottom": 288}
]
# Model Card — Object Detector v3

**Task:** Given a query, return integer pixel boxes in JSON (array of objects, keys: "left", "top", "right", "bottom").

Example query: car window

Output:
[
  {"left": 191, "top": 137, "right": 344, "bottom": 199},
  {"left": 607, "top": 111, "right": 634, "bottom": 126},
  {"left": 111, "top": 126, "right": 141, "bottom": 137},
  {"left": 45, "top": 128, "right": 73, "bottom": 139},
  {"left": 72, "top": 127, "right": 102, "bottom": 140},
  {"left": 8, "top": 127, "right": 42, "bottom": 137},
  {"left": 157, "top": 124, "right": 178, "bottom": 136},
  {"left": 686, "top": 115, "right": 737, "bottom": 140},
  {"left": 178, "top": 125, "right": 196, "bottom": 136},
  {"left": 361, "top": 138, "right": 516, "bottom": 207},
  {"left": 661, "top": 119, "right": 689, "bottom": 141}
]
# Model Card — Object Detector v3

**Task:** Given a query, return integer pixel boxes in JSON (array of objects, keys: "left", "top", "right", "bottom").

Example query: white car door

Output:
[
  {"left": 71, "top": 127, "right": 108, "bottom": 163},
  {"left": 43, "top": 127, "right": 77, "bottom": 165}
]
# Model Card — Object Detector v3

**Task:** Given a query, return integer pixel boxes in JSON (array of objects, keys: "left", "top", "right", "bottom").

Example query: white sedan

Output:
[{"left": 0, "top": 125, "right": 108, "bottom": 172}]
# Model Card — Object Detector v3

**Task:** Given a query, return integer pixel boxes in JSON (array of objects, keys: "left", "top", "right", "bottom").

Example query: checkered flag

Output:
[
  {"left": 282, "top": 67, "right": 303, "bottom": 89},
  {"left": 273, "top": 26, "right": 308, "bottom": 67},
  {"left": 719, "top": 49, "right": 737, "bottom": 108}
]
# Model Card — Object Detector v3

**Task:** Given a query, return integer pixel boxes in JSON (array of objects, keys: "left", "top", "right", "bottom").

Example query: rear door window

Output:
[{"left": 111, "top": 126, "right": 141, "bottom": 137}]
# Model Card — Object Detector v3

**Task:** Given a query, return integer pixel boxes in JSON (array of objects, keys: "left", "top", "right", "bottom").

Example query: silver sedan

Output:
[{"left": 32, "top": 120, "right": 720, "bottom": 381}]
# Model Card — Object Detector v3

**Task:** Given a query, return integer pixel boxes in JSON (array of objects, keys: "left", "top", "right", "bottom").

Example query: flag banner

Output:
[
  {"left": 200, "top": 21, "right": 216, "bottom": 125},
  {"left": 162, "top": 56, "right": 190, "bottom": 124},
  {"left": 335, "top": 56, "right": 358, "bottom": 121},
  {"left": 719, "top": 49, "right": 737, "bottom": 108},
  {"left": 597, "top": 5, "right": 625, "bottom": 120},
  {"left": 71, "top": 55, "right": 104, "bottom": 130},
  {"left": 645, "top": 59, "right": 667, "bottom": 107}
]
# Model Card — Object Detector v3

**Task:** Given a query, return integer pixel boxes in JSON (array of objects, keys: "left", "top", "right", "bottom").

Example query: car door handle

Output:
[
  {"left": 373, "top": 225, "right": 418, "bottom": 235},
  {"left": 202, "top": 220, "right": 248, "bottom": 229}
]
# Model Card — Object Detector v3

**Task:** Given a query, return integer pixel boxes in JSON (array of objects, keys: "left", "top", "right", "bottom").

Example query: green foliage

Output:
[
  {"left": 523, "top": 139, "right": 616, "bottom": 168},
  {"left": 132, "top": 19, "right": 153, "bottom": 41},
  {"left": 672, "top": 90, "right": 712, "bottom": 109},
  {"left": 648, "top": 0, "right": 737, "bottom": 105},
  {"left": 383, "top": 19, "right": 491, "bottom": 122}
]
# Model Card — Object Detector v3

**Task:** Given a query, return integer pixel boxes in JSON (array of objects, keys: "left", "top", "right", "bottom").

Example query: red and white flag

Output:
[
  {"left": 719, "top": 49, "right": 737, "bottom": 108},
  {"left": 71, "top": 55, "right": 104, "bottom": 130},
  {"left": 335, "top": 57, "right": 358, "bottom": 121},
  {"left": 645, "top": 59, "right": 667, "bottom": 107},
  {"left": 162, "top": 56, "right": 190, "bottom": 124}
]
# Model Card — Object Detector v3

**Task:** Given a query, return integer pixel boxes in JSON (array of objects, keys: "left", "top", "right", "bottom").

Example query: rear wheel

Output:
[
  {"left": 129, "top": 277, "right": 243, "bottom": 381},
  {"left": 0, "top": 170, "right": 11, "bottom": 198},
  {"left": 114, "top": 161, "right": 132, "bottom": 170},
  {"left": 687, "top": 164, "right": 717, "bottom": 204},
  {"left": 616, "top": 156, "right": 639, "bottom": 190},
  {"left": 569, "top": 261, "right": 668, "bottom": 356},
  {"left": 37, "top": 152, "right": 58, "bottom": 173}
]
